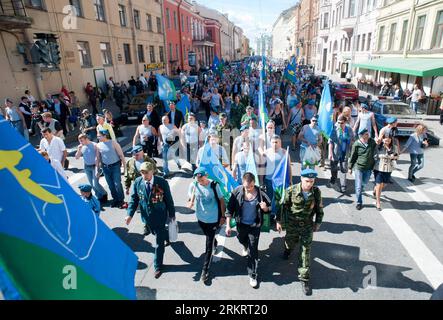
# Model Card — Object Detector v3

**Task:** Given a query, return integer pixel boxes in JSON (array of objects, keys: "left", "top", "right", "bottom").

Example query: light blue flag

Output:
[
  {"left": 284, "top": 57, "right": 297, "bottom": 84},
  {"left": 176, "top": 94, "right": 191, "bottom": 116},
  {"left": 258, "top": 59, "right": 269, "bottom": 134},
  {"left": 199, "top": 143, "right": 239, "bottom": 202},
  {"left": 272, "top": 147, "right": 291, "bottom": 205},
  {"left": 245, "top": 145, "right": 260, "bottom": 186},
  {"left": 156, "top": 74, "right": 177, "bottom": 101},
  {"left": 0, "top": 115, "right": 138, "bottom": 299},
  {"left": 317, "top": 83, "right": 334, "bottom": 139}
]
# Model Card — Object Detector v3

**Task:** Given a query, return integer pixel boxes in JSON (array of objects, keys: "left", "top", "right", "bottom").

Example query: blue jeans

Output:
[
  {"left": 354, "top": 169, "right": 372, "bottom": 204},
  {"left": 409, "top": 153, "right": 424, "bottom": 179},
  {"left": 162, "top": 142, "right": 180, "bottom": 175},
  {"left": 102, "top": 162, "right": 124, "bottom": 203},
  {"left": 411, "top": 101, "right": 420, "bottom": 114},
  {"left": 85, "top": 165, "right": 107, "bottom": 199},
  {"left": 264, "top": 178, "right": 275, "bottom": 215}
]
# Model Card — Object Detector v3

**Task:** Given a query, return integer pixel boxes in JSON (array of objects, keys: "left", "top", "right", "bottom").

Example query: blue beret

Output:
[
  {"left": 361, "top": 103, "right": 370, "bottom": 110},
  {"left": 291, "top": 99, "right": 300, "bottom": 107},
  {"left": 308, "top": 99, "right": 316, "bottom": 105},
  {"left": 131, "top": 145, "right": 143, "bottom": 154},
  {"left": 358, "top": 127, "right": 369, "bottom": 135},
  {"left": 78, "top": 184, "right": 92, "bottom": 192},
  {"left": 193, "top": 167, "right": 208, "bottom": 177},
  {"left": 99, "top": 129, "right": 110, "bottom": 136},
  {"left": 240, "top": 125, "right": 249, "bottom": 132},
  {"left": 386, "top": 117, "right": 397, "bottom": 124},
  {"left": 301, "top": 169, "right": 318, "bottom": 179}
]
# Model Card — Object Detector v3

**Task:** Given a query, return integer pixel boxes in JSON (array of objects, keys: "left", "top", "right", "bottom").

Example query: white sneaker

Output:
[
  {"left": 241, "top": 246, "right": 248, "bottom": 257},
  {"left": 249, "top": 277, "right": 258, "bottom": 288}
]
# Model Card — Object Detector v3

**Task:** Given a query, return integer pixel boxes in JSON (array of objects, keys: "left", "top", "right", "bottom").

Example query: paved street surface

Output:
[{"left": 64, "top": 119, "right": 443, "bottom": 300}]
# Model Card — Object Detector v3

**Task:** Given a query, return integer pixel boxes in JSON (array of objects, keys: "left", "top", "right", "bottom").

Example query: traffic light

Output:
[
  {"left": 49, "top": 42, "right": 61, "bottom": 65},
  {"left": 31, "top": 40, "right": 52, "bottom": 65}
]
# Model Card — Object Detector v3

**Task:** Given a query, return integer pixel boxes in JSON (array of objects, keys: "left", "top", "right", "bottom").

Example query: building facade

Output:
[
  {"left": 0, "top": 0, "right": 166, "bottom": 104},
  {"left": 272, "top": 6, "right": 297, "bottom": 60},
  {"left": 296, "top": 0, "right": 317, "bottom": 65},
  {"left": 256, "top": 34, "right": 272, "bottom": 57}
]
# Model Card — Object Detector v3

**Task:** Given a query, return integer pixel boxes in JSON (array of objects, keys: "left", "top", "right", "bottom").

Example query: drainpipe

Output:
[
  {"left": 403, "top": 0, "right": 418, "bottom": 58},
  {"left": 160, "top": 0, "right": 169, "bottom": 75},
  {"left": 128, "top": 0, "right": 141, "bottom": 76},
  {"left": 178, "top": 0, "right": 184, "bottom": 71}
]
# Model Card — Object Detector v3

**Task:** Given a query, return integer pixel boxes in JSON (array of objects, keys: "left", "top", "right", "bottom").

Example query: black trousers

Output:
[
  {"left": 237, "top": 223, "right": 261, "bottom": 279},
  {"left": 198, "top": 221, "right": 219, "bottom": 272},
  {"left": 202, "top": 102, "right": 210, "bottom": 120}
]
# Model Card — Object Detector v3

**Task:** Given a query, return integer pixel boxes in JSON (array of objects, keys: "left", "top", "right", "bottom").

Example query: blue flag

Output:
[
  {"left": 245, "top": 146, "right": 260, "bottom": 186},
  {"left": 199, "top": 143, "right": 239, "bottom": 201},
  {"left": 272, "top": 147, "right": 291, "bottom": 205},
  {"left": 284, "top": 57, "right": 297, "bottom": 84},
  {"left": 212, "top": 55, "right": 221, "bottom": 73},
  {"left": 317, "top": 83, "right": 334, "bottom": 139},
  {"left": 258, "top": 59, "right": 269, "bottom": 132},
  {"left": 156, "top": 74, "right": 177, "bottom": 101},
  {"left": 176, "top": 93, "right": 191, "bottom": 116},
  {"left": 0, "top": 116, "right": 138, "bottom": 299}
]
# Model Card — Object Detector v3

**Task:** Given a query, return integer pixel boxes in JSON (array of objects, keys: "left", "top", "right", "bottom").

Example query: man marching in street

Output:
[
  {"left": 124, "top": 145, "right": 160, "bottom": 235},
  {"left": 277, "top": 169, "right": 324, "bottom": 296},
  {"left": 126, "top": 162, "right": 176, "bottom": 279}
]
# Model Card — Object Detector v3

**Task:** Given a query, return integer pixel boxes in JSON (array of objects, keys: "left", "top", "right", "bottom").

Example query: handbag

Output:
[{"left": 168, "top": 220, "right": 179, "bottom": 242}]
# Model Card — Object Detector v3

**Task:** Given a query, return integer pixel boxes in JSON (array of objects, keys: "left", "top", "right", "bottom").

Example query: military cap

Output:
[
  {"left": 358, "top": 127, "right": 369, "bottom": 135},
  {"left": 78, "top": 184, "right": 93, "bottom": 192},
  {"left": 188, "top": 112, "right": 196, "bottom": 118},
  {"left": 168, "top": 100, "right": 176, "bottom": 105},
  {"left": 96, "top": 113, "right": 105, "bottom": 118},
  {"left": 131, "top": 145, "right": 143, "bottom": 154},
  {"left": 246, "top": 106, "right": 254, "bottom": 111},
  {"left": 193, "top": 167, "right": 208, "bottom": 177},
  {"left": 273, "top": 98, "right": 283, "bottom": 105},
  {"left": 386, "top": 117, "right": 397, "bottom": 124},
  {"left": 301, "top": 168, "right": 318, "bottom": 179},
  {"left": 99, "top": 129, "right": 110, "bottom": 136},
  {"left": 240, "top": 125, "right": 249, "bottom": 132},
  {"left": 220, "top": 112, "right": 227, "bottom": 118},
  {"left": 5, "top": 98, "right": 13, "bottom": 104},
  {"left": 361, "top": 103, "right": 370, "bottom": 110},
  {"left": 199, "top": 120, "right": 207, "bottom": 125},
  {"left": 140, "top": 162, "right": 155, "bottom": 172},
  {"left": 311, "top": 115, "right": 318, "bottom": 121},
  {"left": 291, "top": 99, "right": 300, "bottom": 107},
  {"left": 308, "top": 99, "right": 316, "bottom": 105}
]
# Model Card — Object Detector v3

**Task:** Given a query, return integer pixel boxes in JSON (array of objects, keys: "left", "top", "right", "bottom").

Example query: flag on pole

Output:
[
  {"left": 284, "top": 57, "right": 297, "bottom": 84},
  {"left": 245, "top": 145, "right": 260, "bottom": 186},
  {"left": 272, "top": 147, "right": 291, "bottom": 205},
  {"left": 176, "top": 93, "right": 191, "bottom": 116},
  {"left": 317, "top": 83, "right": 335, "bottom": 140},
  {"left": 156, "top": 74, "right": 177, "bottom": 101},
  {"left": 212, "top": 55, "right": 223, "bottom": 74},
  {"left": 0, "top": 116, "right": 138, "bottom": 300},
  {"left": 198, "top": 143, "right": 239, "bottom": 202},
  {"left": 258, "top": 58, "right": 269, "bottom": 135}
]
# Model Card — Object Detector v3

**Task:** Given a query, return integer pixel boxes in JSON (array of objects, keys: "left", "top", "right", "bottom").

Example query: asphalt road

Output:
[{"left": 64, "top": 120, "right": 443, "bottom": 300}]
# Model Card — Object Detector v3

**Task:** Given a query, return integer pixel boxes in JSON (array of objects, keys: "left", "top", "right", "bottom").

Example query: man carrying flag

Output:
[
  {"left": 156, "top": 74, "right": 177, "bottom": 102},
  {"left": 276, "top": 168, "right": 324, "bottom": 296}
]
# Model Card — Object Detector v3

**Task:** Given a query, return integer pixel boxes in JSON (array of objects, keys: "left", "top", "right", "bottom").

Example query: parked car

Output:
[
  {"left": 121, "top": 93, "right": 155, "bottom": 124},
  {"left": 331, "top": 82, "right": 359, "bottom": 101},
  {"left": 371, "top": 97, "right": 440, "bottom": 146}
]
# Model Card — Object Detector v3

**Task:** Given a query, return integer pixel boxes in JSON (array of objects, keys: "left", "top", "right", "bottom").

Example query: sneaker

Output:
[
  {"left": 241, "top": 246, "right": 248, "bottom": 257},
  {"left": 356, "top": 203, "right": 363, "bottom": 211},
  {"left": 200, "top": 270, "right": 209, "bottom": 282},
  {"left": 213, "top": 238, "right": 218, "bottom": 253},
  {"left": 249, "top": 276, "right": 258, "bottom": 288},
  {"left": 301, "top": 281, "right": 312, "bottom": 296},
  {"left": 340, "top": 186, "right": 346, "bottom": 194},
  {"left": 143, "top": 224, "right": 151, "bottom": 236},
  {"left": 154, "top": 270, "right": 162, "bottom": 279}
]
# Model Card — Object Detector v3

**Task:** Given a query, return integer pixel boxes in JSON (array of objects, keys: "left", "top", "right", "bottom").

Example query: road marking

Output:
[
  {"left": 68, "top": 173, "right": 86, "bottom": 185},
  {"left": 381, "top": 209, "right": 443, "bottom": 290},
  {"left": 425, "top": 185, "right": 443, "bottom": 196},
  {"left": 392, "top": 171, "right": 443, "bottom": 229},
  {"left": 314, "top": 257, "right": 347, "bottom": 272}
]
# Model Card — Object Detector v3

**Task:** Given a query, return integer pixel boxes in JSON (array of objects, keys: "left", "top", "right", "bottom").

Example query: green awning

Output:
[{"left": 353, "top": 57, "right": 443, "bottom": 77}]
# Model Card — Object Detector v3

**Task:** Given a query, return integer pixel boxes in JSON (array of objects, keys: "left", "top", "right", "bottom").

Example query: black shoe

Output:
[
  {"left": 327, "top": 180, "right": 335, "bottom": 188},
  {"left": 356, "top": 203, "right": 363, "bottom": 211},
  {"left": 408, "top": 177, "right": 415, "bottom": 183},
  {"left": 154, "top": 269, "right": 162, "bottom": 279},
  {"left": 111, "top": 201, "right": 118, "bottom": 208},
  {"left": 165, "top": 240, "right": 171, "bottom": 247},
  {"left": 283, "top": 249, "right": 291, "bottom": 260},
  {"left": 143, "top": 225, "right": 151, "bottom": 236},
  {"left": 213, "top": 238, "right": 218, "bottom": 252},
  {"left": 301, "top": 281, "right": 312, "bottom": 296},
  {"left": 200, "top": 270, "right": 209, "bottom": 282},
  {"left": 99, "top": 194, "right": 108, "bottom": 204}
]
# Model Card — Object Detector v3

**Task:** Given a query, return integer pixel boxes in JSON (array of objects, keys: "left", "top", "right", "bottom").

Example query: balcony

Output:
[
  {"left": 318, "top": 27, "right": 330, "bottom": 40},
  {"left": 340, "top": 16, "right": 357, "bottom": 33},
  {"left": 0, "top": 0, "right": 33, "bottom": 29}
]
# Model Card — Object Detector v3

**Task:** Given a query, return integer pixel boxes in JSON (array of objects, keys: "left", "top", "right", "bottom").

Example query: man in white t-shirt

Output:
[{"left": 39, "top": 127, "right": 67, "bottom": 168}]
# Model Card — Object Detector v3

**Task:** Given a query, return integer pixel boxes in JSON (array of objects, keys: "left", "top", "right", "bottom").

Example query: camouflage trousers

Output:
[{"left": 284, "top": 220, "right": 314, "bottom": 281}]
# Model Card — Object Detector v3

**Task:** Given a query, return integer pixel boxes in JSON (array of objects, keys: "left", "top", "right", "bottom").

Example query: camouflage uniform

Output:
[
  {"left": 229, "top": 103, "right": 246, "bottom": 129},
  {"left": 124, "top": 155, "right": 158, "bottom": 191},
  {"left": 278, "top": 183, "right": 324, "bottom": 281},
  {"left": 216, "top": 122, "right": 232, "bottom": 160}
]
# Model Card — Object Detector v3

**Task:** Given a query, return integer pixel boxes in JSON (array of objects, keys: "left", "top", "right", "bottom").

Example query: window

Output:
[
  {"left": 349, "top": 0, "right": 356, "bottom": 17},
  {"left": 169, "top": 43, "right": 173, "bottom": 60},
  {"left": 187, "top": 16, "right": 190, "bottom": 33},
  {"left": 175, "top": 44, "right": 179, "bottom": 60},
  {"left": 149, "top": 46, "right": 156, "bottom": 63},
  {"left": 323, "top": 12, "right": 329, "bottom": 29},
  {"left": 25, "top": 0, "right": 45, "bottom": 10},
  {"left": 388, "top": 23, "right": 397, "bottom": 50},
  {"left": 146, "top": 14, "right": 153, "bottom": 31},
  {"left": 173, "top": 11, "right": 178, "bottom": 30},
  {"left": 69, "top": 0, "right": 83, "bottom": 17},
  {"left": 134, "top": 10, "right": 140, "bottom": 29},
  {"left": 100, "top": 42, "right": 112, "bottom": 66},
  {"left": 166, "top": 8, "right": 170, "bottom": 29},
  {"left": 157, "top": 17, "right": 162, "bottom": 33},
  {"left": 399, "top": 20, "right": 408, "bottom": 50},
  {"left": 413, "top": 15, "right": 426, "bottom": 50},
  {"left": 433, "top": 11, "right": 443, "bottom": 48},
  {"left": 181, "top": 14, "right": 184, "bottom": 31},
  {"left": 356, "top": 35, "right": 360, "bottom": 51},
  {"left": 159, "top": 46, "right": 164, "bottom": 63},
  {"left": 183, "top": 46, "right": 186, "bottom": 61},
  {"left": 367, "top": 32, "right": 372, "bottom": 51},
  {"left": 77, "top": 41, "right": 92, "bottom": 67},
  {"left": 361, "top": 34, "right": 366, "bottom": 51},
  {"left": 93, "top": 0, "right": 105, "bottom": 22},
  {"left": 377, "top": 26, "right": 385, "bottom": 51},
  {"left": 137, "top": 44, "right": 145, "bottom": 63},
  {"left": 118, "top": 5, "right": 127, "bottom": 27},
  {"left": 123, "top": 44, "right": 132, "bottom": 64}
]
